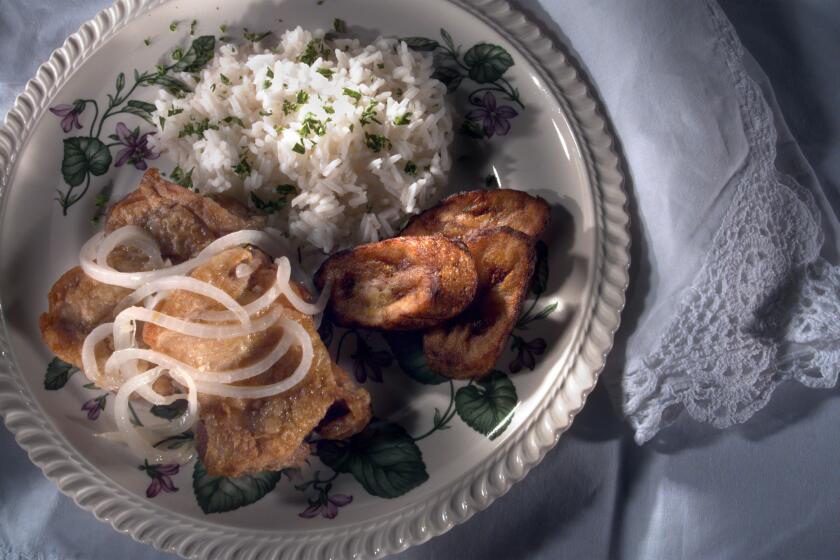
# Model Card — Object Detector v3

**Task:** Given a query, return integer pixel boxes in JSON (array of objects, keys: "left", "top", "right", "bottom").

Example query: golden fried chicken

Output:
[
  {"left": 314, "top": 236, "right": 478, "bottom": 330},
  {"left": 423, "top": 227, "right": 536, "bottom": 379}
]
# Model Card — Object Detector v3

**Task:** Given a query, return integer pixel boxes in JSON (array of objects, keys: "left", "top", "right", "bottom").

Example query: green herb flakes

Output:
[
  {"left": 364, "top": 132, "right": 391, "bottom": 153},
  {"left": 222, "top": 115, "right": 246, "bottom": 127},
  {"left": 360, "top": 100, "right": 381, "bottom": 125},
  {"left": 343, "top": 87, "right": 362, "bottom": 101},
  {"left": 143, "top": 37, "right": 152, "bottom": 46},
  {"left": 316, "top": 68, "right": 334, "bottom": 79},
  {"left": 219, "top": 73, "right": 231, "bottom": 85},
  {"left": 250, "top": 184, "right": 297, "bottom": 214},
  {"left": 171, "top": 166, "right": 194, "bottom": 189},
  {"left": 404, "top": 161, "right": 418, "bottom": 176},
  {"left": 232, "top": 154, "right": 252, "bottom": 177},
  {"left": 292, "top": 141, "right": 306, "bottom": 154},
  {"left": 178, "top": 118, "right": 218, "bottom": 138},
  {"left": 244, "top": 29, "right": 273, "bottom": 42},
  {"left": 169, "top": 21, "right": 178, "bottom": 32},
  {"left": 393, "top": 112, "right": 413, "bottom": 126},
  {"left": 296, "top": 90, "right": 309, "bottom": 104},
  {"left": 333, "top": 18, "right": 347, "bottom": 33}
]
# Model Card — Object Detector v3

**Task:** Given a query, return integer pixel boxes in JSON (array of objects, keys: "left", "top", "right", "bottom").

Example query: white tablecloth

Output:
[{"left": 2, "top": 1, "right": 840, "bottom": 558}]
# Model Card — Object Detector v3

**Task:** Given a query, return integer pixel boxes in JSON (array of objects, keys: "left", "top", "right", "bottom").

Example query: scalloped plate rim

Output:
[{"left": 0, "top": 0, "right": 631, "bottom": 558}]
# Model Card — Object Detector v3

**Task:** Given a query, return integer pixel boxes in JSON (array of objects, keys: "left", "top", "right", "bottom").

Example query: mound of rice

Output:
[{"left": 150, "top": 27, "right": 453, "bottom": 252}]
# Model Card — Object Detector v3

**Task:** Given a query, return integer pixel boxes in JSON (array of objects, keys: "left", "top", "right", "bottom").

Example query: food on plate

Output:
[
  {"left": 39, "top": 169, "right": 371, "bottom": 476},
  {"left": 144, "top": 246, "right": 363, "bottom": 476},
  {"left": 314, "top": 236, "right": 477, "bottom": 330},
  {"left": 423, "top": 227, "right": 536, "bottom": 378},
  {"left": 106, "top": 168, "right": 266, "bottom": 260},
  {"left": 150, "top": 27, "right": 453, "bottom": 252},
  {"left": 401, "top": 188, "right": 550, "bottom": 240}
]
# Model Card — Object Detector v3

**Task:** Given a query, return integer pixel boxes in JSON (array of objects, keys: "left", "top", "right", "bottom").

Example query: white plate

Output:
[{"left": 0, "top": 0, "right": 629, "bottom": 558}]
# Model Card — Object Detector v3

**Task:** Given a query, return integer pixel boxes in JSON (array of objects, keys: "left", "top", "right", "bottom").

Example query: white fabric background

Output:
[{"left": 2, "top": 0, "right": 840, "bottom": 558}]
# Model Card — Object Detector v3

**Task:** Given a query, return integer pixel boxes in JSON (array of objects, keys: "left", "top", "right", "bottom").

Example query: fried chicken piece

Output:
[
  {"left": 423, "top": 227, "right": 536, "bottom": 379},
  {"left": 314, "top": 236, "right": 478, "bottom": 331},
  {"left": 143, "top": 247, "right": 367, "bottom": 477},
  {"left": 317, "top": 364, "right": 373, "bottom": 441},
  {"left": 38, "top": 267, "right": 128, "bottom": 377},
  {"left": 106, "top": 168, "right": 265, "bottom": 261},
  {"left": 401, "top": 189, "right": 550, "bottom": 240},
  {"left": 39, "top": 169, "right": 265, "bottom": 385}
]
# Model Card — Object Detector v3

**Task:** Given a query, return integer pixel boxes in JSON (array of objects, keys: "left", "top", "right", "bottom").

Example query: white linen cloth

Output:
[{"left": 2, "top": 0, "right": 840, "bottom": 558}]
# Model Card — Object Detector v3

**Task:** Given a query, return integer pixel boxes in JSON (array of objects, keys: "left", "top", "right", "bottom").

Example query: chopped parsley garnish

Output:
[
  {"left": 349, "top": 123, "right": 355, "bottom": 132},
  {"left": 244, "top": 28, "right": 273, "bottom": 42},
  {"left": 250, "top": 184, "right": 297, "bottom": 214},
  {"left": 169, "top": 21, "right": 178, "bottom": 32},
  {"left": 333, "top": 18, "right": 347, "bottom": 33},
  {"left": 292, "top": 141, "right": 306, "bottom": 154},
  {"left": 282, "top": 100, "right": 298, "bottom": 115},
  {"left": 298, "top": 39, "right": 329, "bottom": 65},
  {"left": 232, "top": 154, "right": 252, "bottom": 177},
  {"left": 222, "top": 115, "right": 246, "bottom": 127},
  {"left": 377, "top": 63, "right": 385, "bottom": 69},
  {"left": 299, "top": 113, "right": 327, "bottom": 137},
  {"left": 189, "top": 19, "right": 197, "bottom": 35},
  {"left": 359, "top": 100, "right": 381, "bottom": 125},
  {"left": 263, "top": 79, "right": 272, "bottom": 89},
  {"left": 219, "top": 24, "right": 228, "bottom": 33},
  {"left": 395, "top": 88, "right": 403, "bottom": 98},
  {"left": 259, "top": 109, "right": 273, "bottom": 116},
  {"left": 364, "top": 132, "right": 391, "bottom": 153},
  {"left": 342, "top": 87, "right": 362, "bottom": 101},
  {"left": 274, "top": 124, "right": 285, "bottom": 134},
  {"left": 178, "top": 118, "right": 218, "bottom": 138},
  {"left": 170, "top": 166, "right": 194, "bottom": 189},
  {"left": 167, "top": 107, "right": 184, "bottom": 117},
  {"left": 91, "top": 193, "right": 110, "bottom": 225},
  {"left": 210, "top": 83, "right": 216, "bottom": 92},
  {"left": 219, "top": 73, "right": 231, "bottom": 85},
  {"left": 158, "top": 116, "right": 166, "bottom": 130},
  {"left": 393, "top": 112, "right": 412, "bottom": 126},
  {"left": 404, "top": 161, "right": 418, "bottom": 176},
  {"left": 316, "top": 68, "right": 334, "bottom": 79},
  {"left": 323, "top": 105, "right": 335, "bottom": 114},
  {"left": 266, "top": 67, "right": 275, "bottom": 79},
  {"left": 143, "top": 37, "right": 151, "bottom": 46},
  {"left": 296, "top": 90, "right": 309, "bottom": 104}
]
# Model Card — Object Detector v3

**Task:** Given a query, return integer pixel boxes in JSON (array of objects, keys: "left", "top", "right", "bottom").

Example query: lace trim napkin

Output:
[{"left": 623, "top": 1, "right": 840, "bottom": 443}]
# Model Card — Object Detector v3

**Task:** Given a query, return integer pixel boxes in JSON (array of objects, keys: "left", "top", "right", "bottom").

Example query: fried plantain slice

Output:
[
  {"left": 401, "top": 188, "right": 550, "bottom": 240},
  {"left": 423, "top": 227, "right": 536, "bottom": 379},
  {"left": 314, "top": 236, "right": 478, "bottom": 330}
]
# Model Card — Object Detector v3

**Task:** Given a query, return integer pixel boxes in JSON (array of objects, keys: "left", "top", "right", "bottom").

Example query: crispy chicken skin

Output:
[
  {"left": 143, "top": 247, "right": 353, "bottom": 477},
  {"left": 314, "top": 236, "right": 478, "bottom": 330},
  {"left": 316, "top": 364, "right": 373, "bottom": 441},
  {"left": 40, "top": 169, "right": 264, "bottom": 380},
  {"left": 106, "top": 168, "right": 265, "bottom": 261},
  {"left": 401, "top": 188, "right": 550, "bottom": 240},
  {"left": 423, "top": 227, "right": 536, "bottom": 379}
]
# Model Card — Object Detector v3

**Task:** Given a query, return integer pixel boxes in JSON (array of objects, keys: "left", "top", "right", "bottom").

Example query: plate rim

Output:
[{"left": 0, "top": 0, "right": 631, "bottom": 558}]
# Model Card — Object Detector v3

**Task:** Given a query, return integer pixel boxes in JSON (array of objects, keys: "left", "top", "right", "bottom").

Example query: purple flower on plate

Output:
[
  {"left": 81, "top": 394, "right": 108, "bottom": 421},
  {"left": 113, "top": 122, "right": 160, "bottom": 170},
  {"left": 351, "top": 336, "right": 392, "bottom": 383},
  {"left": 138, "top": 460, "right": 180, "bottom": 498},
  {"left": 509, "top": 336, "right": 546, "bottom": 373},
  {"left": 299, "top": 490, "right": 353, "bottom": 519},
  {"left": 49, "top": 101, "right": 86, "bottom": 133},
  {"left": 465, "top": 92, "right": 518, "bottom": 138}
]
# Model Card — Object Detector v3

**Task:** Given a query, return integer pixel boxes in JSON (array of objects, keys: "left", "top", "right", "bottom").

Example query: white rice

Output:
[{"left": 150, "top": 27, "right": 453, "bottom": 253}]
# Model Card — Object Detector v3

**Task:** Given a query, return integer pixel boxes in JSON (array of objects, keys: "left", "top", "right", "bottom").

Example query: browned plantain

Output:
[
  {"left": 423, "top": 227, "right": 536, "bottom": 379},
  {"left": 401, "top": 188, "right": 550, "bottom": 240},
  {"left": 314, "top": 235, "right": 478, "bottom": 330}
]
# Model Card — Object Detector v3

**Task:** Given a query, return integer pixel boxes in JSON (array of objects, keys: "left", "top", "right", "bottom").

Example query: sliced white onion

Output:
[
  {"left": 193, "top": 319, "right": 314, "bottom": 399},
  {"left": 114, "top": 276, "right": 250, "bottom": 325},
  {"left": 96, "top": 226, "right": 163, "bottom": 270},
  {"left": 105, "top": 324, "right": 295, "bottom": 384},
  {"left": 113, "top": 305, "right": 282, "bottom": 342},
  {"left": 277, "top": 257, "right": 331, "bottom": 316}
]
